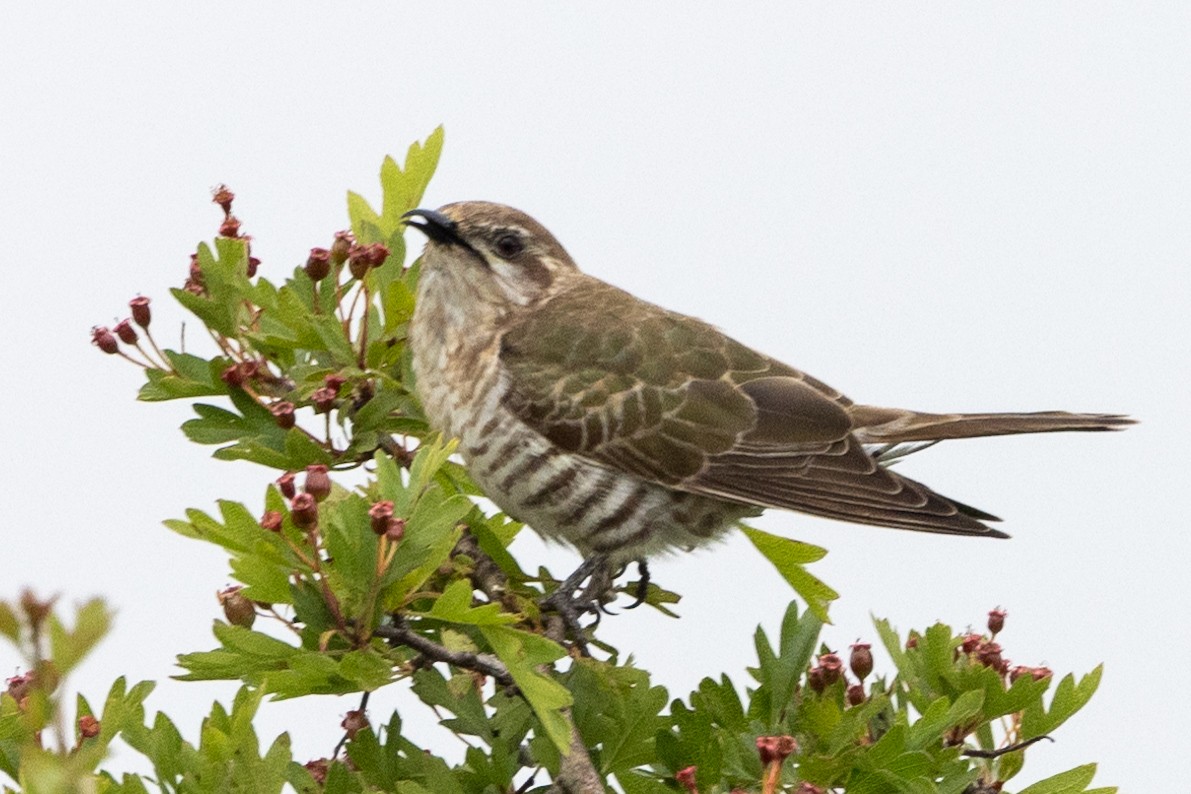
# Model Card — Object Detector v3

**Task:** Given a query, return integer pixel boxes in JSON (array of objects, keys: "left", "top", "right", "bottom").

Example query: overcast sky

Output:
[{"left": 2, "top": 3, "right": 1187, "bottom": 790}]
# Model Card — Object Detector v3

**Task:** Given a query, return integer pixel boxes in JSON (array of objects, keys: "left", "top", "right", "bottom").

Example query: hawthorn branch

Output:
[
  {"left": 375, "top": 619, "right": 514, "bottom": 688},
  {"left": 962, "top": 735, "right": 1053, "bottom": 758}
]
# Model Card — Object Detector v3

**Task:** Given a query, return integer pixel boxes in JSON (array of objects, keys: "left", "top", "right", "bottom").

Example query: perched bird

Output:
[{"left": 404, "top": 202, "right": 1131, "bottom": 566}]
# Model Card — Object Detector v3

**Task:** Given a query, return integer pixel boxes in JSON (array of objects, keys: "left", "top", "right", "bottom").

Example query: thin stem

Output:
[{"left": 374, "top": 620, "right": 515, "bottom": 688}]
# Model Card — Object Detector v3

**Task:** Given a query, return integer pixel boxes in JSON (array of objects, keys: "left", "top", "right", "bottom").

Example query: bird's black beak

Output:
[{"left": 402, "top": 208, "right": 462, "bottom": 245}]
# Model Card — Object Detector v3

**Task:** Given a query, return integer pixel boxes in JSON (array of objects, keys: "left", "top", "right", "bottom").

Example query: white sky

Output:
[{"left": 2, "top": 3, "right": 1187, "bottom": 790}]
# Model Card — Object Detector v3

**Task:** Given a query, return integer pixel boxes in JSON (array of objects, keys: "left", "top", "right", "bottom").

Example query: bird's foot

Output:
[
  {"left": 539, "top": 555, "right": 618, "bottom": 655},
  {"left": 623, "top": 560, "right": 651, "bottom": 609}
]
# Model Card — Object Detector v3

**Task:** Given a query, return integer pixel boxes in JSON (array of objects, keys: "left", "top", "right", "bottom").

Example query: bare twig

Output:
[
  {"left": 374, "top": 619, "right": 515, "bottom": 689},
  {"left": 962, "top": 735, "right": 1053, "bottom": 758}
]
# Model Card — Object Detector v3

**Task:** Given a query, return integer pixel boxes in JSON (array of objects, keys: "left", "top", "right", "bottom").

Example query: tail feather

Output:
[{"left": 850, "top": 406, "right": 1135, "bottom": 444}]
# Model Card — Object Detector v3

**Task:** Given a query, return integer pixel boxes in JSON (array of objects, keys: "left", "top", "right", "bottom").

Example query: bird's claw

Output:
[{"left": 539, "top": 555, "right": 618, "bottom": 655}]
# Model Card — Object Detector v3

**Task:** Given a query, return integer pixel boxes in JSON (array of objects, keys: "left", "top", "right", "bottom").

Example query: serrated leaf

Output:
[
  {"left": 480, "top": 625, "right": 572, "bottom": 753},
  {"left": 749, "top": 600, "right": 823, "bottom": 727},
  {"left": 1021, "top": 666, "right": 1102, "bottom": 737},
  {"left": 338, "top": 648, "right": 396, "bottom": 691},
  {"left": 418, "top": 580, "right": 516, "bottom": 626},
  {"left": 741, "top": 525, "right": 836, "bottom": 622},
  {"left": 48, "top": 598, "right": 111, "bottom": 675},
  {"left": 1016, "top": 763, "right": 1099, "bottom": 794}
]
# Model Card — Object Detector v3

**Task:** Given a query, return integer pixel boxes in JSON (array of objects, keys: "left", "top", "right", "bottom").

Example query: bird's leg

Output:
[
  {"left": 540, "top": 554, "right": 614, "bottom": 654},
  {"left": 623, "top": 559, "right": 651, "bottom": 610}
]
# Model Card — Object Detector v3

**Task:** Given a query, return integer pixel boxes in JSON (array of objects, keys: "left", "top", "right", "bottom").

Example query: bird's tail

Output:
[{"left": 850, "top": 406, "right": 1135, "bottom": 444}]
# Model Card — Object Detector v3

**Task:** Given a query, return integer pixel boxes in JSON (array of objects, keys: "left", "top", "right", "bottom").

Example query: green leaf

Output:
[
  {"left": 480, "top": 626, "right": 572, "bottom": 753},
  {"left": 748, "top": 600, "right": 823, "bottom": 727},
  {"left": 1016, "top": 763, "right": 1099, "bottom": 794},
  {"left": 417, "top": 580, "right": 517, "bottom": 626},
  {"left": 0, "top": 602, "right": 18, "bottom": 641},
  {"left": 740, "top": 524, "right": 837, "bottom": 622},
  {"left": 47, "top": 598, "right": 111, "bottom": 675},
  {"left": 338, "top": 648, "right": 396, "bottom": 691},
  {"left": 410, "top": 668, "right": 493, "bottom": 742},
  {"left": 1021, "top": 666, "right": 1102, "bottom": 738}
]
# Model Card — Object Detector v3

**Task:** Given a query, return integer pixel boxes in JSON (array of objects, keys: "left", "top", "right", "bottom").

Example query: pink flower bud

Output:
[
  {"left": 846, "top": 684, "right": 866, "bottom": 706},
  {"left": 311, "top": 386, "right": 337, "bottom": 414},
  {"left": 347, "top": 244, "right": 370, "bottom": 279},
  {"left": 341, "top": 709, "right": 369, "bottom": 738},
  {"left": 756, "top": 735, "right": 798, "bottom": 764},
  {"left": 363, "top": 243, "right": 390, "bottom": 269},
  {"left": 384, "top": 518, "right": 406, "bottom": 543},
  {"left": 217, "top": 586, "right": 256, "bottom": 628},
  {"left": 276, "top": 472, "right": 297, "bottom": 499},
  {"left": 850, "top": 642, "right": 873, "bottom": 681},
  {"left": 675, "top": 766, "right": 698, "bottom": 794},
  {"left": 330, "top": 231, "right": 353, "bottom": 265},
  {"left": 305, "top": 248, "right": 331, "bottom": 282},
  {"left": 369, "top": 501, "right": 395, "bottom": 535},
  {"left": 290, "top": 492, "right": 319, "bottom": 529},
  {"left": 212, "top": 184, "right": 235, "bottom": 214},
  {"left": 78, "top": 714, "right": 100, "bottom": 739},
  {"left": 114, "top": 319, "right": 138, "bottom": 344},
  {"left": 975, "top": 641, "right": 1003, "bottom": 671},
  {"left": 91, "top": 326, "right": 119, "bottom": 354},
  {"left": 304, "top": 759, "right": 329, "bottom": 784},
  {"left": 129, "top": 296, "right": 151, "bottom": 328},
  {"left": 219, "top": 215, "right": 241, "bottom": 238},
  {"left": 270, "top": 401, "right": 296, "bottom": 429},
  {"left": 220, "top": 364, "right": 245, "bottom": 388},
  {"left": 818, "top": 653, "right": 843, "bottom": 685},
  {"left": 260, "top": 511, "right": 284, "bottom": 532},
  {"left": 304, "top": 464, "right": 331, "bottom": 501},
  {"left": 988, "top": 608, "right": 1007, "bottom": 636}
]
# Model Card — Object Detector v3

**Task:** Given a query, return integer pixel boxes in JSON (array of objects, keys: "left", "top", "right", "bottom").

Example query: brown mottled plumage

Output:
[{"left": 404, "top": 201, "right": 1132, "bottom": 563}]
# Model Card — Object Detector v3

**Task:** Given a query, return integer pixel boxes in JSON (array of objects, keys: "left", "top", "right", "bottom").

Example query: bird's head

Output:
[{"left": 403, "top": 202, "right": 579, "bottom": 308}]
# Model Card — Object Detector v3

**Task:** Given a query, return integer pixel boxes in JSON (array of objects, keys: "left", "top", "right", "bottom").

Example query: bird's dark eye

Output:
[{"left": 494, "top": 234, "right": 524, "bottom": 259}]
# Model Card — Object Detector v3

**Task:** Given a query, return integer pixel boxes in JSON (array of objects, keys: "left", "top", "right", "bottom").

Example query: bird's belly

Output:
[{"left": 460, "top": 412, "right": 756, "bottom": 563}]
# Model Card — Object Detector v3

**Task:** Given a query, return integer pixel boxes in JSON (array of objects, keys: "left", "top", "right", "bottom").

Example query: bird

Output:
[{"left": 403, "top": 201, "right": 1132, "bottom": 569}]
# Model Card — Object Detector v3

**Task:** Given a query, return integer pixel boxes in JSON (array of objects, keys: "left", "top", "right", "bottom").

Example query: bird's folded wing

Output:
[{"left": 499, "top": 280, "right": 1004, "bottom": 537}]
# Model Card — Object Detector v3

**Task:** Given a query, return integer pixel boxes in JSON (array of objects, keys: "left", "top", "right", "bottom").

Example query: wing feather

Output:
[{"left": 499, "top": 278, "right": 1001, "bottom": 536}]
